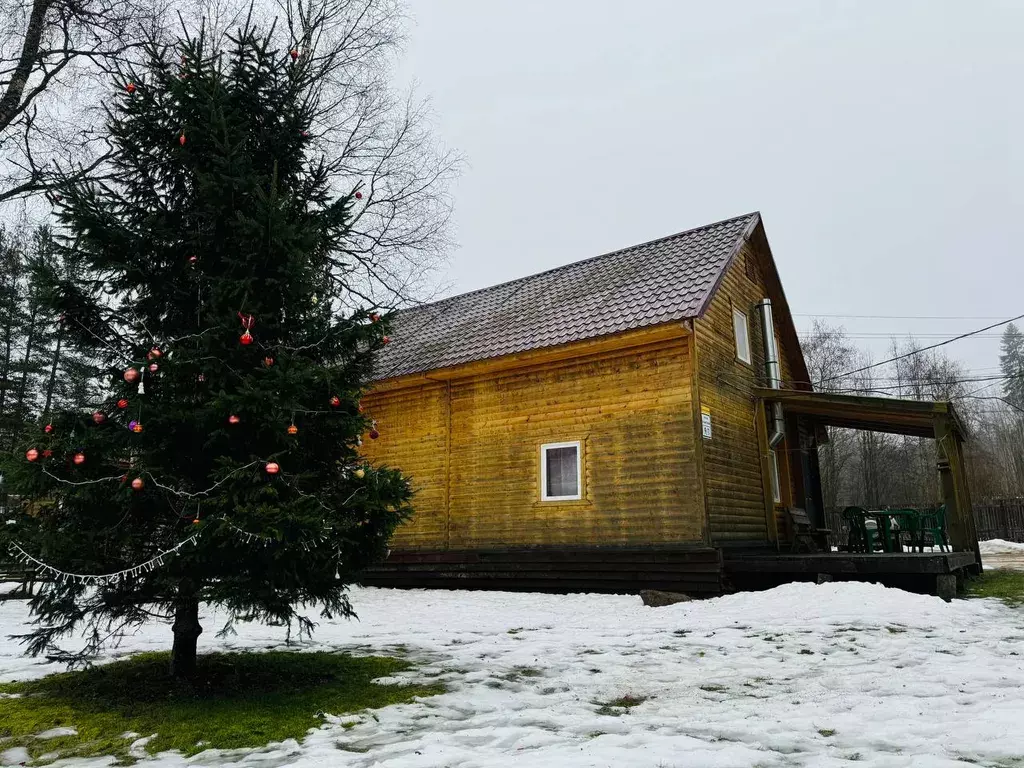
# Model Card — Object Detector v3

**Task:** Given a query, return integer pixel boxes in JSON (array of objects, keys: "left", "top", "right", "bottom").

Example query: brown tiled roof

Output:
[{"left": 374, "top": 212, "right": 761, "bottom": 380}]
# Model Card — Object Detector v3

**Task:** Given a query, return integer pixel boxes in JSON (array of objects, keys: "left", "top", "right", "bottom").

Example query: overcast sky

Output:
[{"left": 396, "top": 1, "right": 1021, "bottom": 373}]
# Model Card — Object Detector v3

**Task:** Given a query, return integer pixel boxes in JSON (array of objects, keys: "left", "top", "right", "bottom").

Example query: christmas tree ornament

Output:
[
  {"left": 355, "top": 191, "right": 363, "bottom": 200},
  {"left": 262, "top": 356, "right": 274, "bottom": 367},
  {"left": 188, "top": 255, "right": 197, "bottom": 266},
  {"left": 290, "top": 49, "right": 299, "bottom": 60},
  {"left": 92, "top": 411, "right": 106, "bottom": 424},
  {"left": 301, "top": 130, "right": 309, "bottom": 138},
  {"left": 329, "top": 395, "right": 341, "bottom": 407},
  {"left": 240, "top": 331, "right": 254, "bottom": 346},
  {"left": 357, "top": 403, "right": 364, "bottom": 413},
  {"left": 73, "top": 452, "right": 86, "bottom": 465},
  {"left": 44, "top": 424, "right": 53, "bottom": 433},
  {"left": 381, "top": 335, "right": 391, "bottom": 345},
  {"left": 369, "top": 312, "right": 380, "bottom": 322},
  {"left": 287, "top": 424, "right": 298, "bottom": 435},
  {"left": 131, "top": 478, "right": 144, "bottom": 491},
  {"left": 354, "top": 468, "right": 365, "bottom": 479},
  {"left": 132, "top": 422, "right": 144, "bottom": 433},
  {"left": 148, "top": 363, "right": 159, "bottom": 372},
  {"left": 138, "top": 380, "right": 145, "bottom": 394},
  {"left": 369, "top": 428, "right": 380, "bottom": 440},
  {"left": 42, "top": 449, "right": 53, "bottom": 458},
  {"left": 124, "top": 367, "right": 140, "bottom": 383},
  {"left": 128, "top": 420, "right": 138, "bottom": 432},
  {"left": 147, "top": 348, "right": 162, "bottom": 360},
  {"left": 126, "top": 83, "right": 136, "bottom": 94},
  {"left": 265, "top": 461, "right": 280, "bottom": 475},
  {"left": 117, "top": 398, "right": 129, "bottom": 409},
  {"left": 197, "top": 373, "right": 206, "bottom": 382},
  {"left": 179, "top": 133, "right": 186, "bottom": 146},
  {"left": 228, "top": 414, "right": 240, "bottom": 425},
  {"left": 26, "top": 448, "right": 39, "bottom": 462}
]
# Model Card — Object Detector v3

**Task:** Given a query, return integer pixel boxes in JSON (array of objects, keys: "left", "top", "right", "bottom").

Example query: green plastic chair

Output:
[
  {"left": 918, "top": 505, "right": 950, "bottom": 552},
  {"left": 842, "top": 507, "right": 878, "bottom": 553}
]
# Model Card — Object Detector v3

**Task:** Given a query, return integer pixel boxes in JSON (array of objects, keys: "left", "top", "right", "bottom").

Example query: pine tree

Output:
[
  {"left": 1001, "top": 323, "right": 1024, "bottom": 412},
  {"left": 0, "top": 26, "right": 412, "bottom": 678}
]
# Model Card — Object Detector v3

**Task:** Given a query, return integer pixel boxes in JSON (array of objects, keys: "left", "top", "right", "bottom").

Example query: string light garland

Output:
[{"left": 9, "top": 534, "right": 201, "bottom": 586}]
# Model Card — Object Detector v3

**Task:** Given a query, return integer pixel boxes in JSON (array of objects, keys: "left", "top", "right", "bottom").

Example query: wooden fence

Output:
[
  {"left": 973, "top": 498, "right": 1024, "bottom": 543},
  {"left": 826, "top": 498, "right": 1024, "bottom": 547}
]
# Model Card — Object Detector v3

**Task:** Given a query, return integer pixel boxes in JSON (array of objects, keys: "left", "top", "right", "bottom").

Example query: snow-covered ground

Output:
[
  {"left": 980, "top": 539, "right": 1024, "bottom": 571},
  {"left": 3, "top": 581, "right": 1024, "bottom": 767}
]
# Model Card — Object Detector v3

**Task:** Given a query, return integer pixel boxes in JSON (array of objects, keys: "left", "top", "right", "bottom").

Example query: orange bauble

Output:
[
  {"left": 228, "top": 414, "right": 240, "bottom": 425},
  {"left": 123, "top": 367, "right": 139, "bottom": 382},
  {"left": 287, "top": 424, "right": 298, "bottom": 435},
  {"left": 73, "top": 452, "right": 86, "bottom": 465},
  {"left": 25, "top": 448, "right": 39, "bottom": 462},
  {"left": 131, "top": 478, "right": 144, "bottom": 490}
]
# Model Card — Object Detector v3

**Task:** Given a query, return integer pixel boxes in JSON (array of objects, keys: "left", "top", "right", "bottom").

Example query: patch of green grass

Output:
[
  {"left": 886, "top": 626, "right": 907, "bottom": 634},
  {"left": 0, "top": 651, "right": 443, "bottom": 765},
  {"left": 499, "top": 666, "right": 543, "bottom": 683},
  {"left": 818, "top": 728, "right": 836, "bottom": 737},
  {"left": 967, "top": 571, "right": 1024, "bottom": 605},
  {"left": 799, "top": 649, "right": 815, "bottom": 655},
  {"left": 699, "top": 684, "right": 727, "bottom": 693},
  {"left": 595, "top": 694, "right": 648, "bottom": 716}
]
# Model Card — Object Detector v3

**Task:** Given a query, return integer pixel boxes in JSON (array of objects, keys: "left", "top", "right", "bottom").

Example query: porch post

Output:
[{"left": 934, "top": 414, "right": 980, "bottom": 571}]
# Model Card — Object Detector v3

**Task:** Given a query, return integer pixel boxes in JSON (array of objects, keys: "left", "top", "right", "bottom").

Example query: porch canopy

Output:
[{"left": 754, "top": 388, "right": 980, "bottom": 558}]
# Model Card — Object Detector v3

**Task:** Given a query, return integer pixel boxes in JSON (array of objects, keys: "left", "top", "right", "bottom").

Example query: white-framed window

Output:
[
  {"left": 769, "top": 449, "right": 781, "bottom": 504},
  {"left": 733, "top": 307, "right": 751, "bottom": 364},
  {"left": 540, "top": 441, "right": 582, "bottom": 501}
]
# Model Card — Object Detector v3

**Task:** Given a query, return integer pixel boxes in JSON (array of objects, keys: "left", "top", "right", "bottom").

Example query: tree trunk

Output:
[
  {"left": 42, "top": 327, "right": 62, "bottom": 419},
  {"left": 169, "top": 585, "right": 202, "bottom": 679}
]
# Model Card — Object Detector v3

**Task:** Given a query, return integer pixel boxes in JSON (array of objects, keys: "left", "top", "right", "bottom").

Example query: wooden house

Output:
[{"left": 360, "top": 213, "right": 979, "bottom": 595}]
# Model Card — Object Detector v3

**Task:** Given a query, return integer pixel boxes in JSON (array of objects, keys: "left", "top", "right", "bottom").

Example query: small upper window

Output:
[
  {"left": 541, "top": 441, "right": 581, "bottom": 501},
  {"left": 769, "top": 449, "right": 781, "bottom": 504},
  {"left": 733, "top": 308, "right": 751, "bottom": 364}
]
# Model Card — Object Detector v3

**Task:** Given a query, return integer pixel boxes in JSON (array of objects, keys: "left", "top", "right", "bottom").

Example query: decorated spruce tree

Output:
[{"left": 0, "top": 27, "right": 411, "bottom": 677}]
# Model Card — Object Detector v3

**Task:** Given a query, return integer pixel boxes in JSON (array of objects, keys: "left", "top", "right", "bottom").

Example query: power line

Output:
[{"left": 823, "top": 313, "right": 1024, "bottom": 384}]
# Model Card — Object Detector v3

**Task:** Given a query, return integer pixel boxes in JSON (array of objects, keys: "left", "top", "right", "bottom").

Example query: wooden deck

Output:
[
  {"left": 360, "top": 546, "right": 724, "bottom": 595},
  {"left": 723, "top": 551, "right": 977, "bottom": 576}
]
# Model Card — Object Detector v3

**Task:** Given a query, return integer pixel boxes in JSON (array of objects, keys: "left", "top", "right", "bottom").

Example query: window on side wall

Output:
[
  {"left": 769, "top": 449, "right": 782, "bottom": 504},
  {"left": 733, "top": 307, "right": 751, "bottom": 364},
  {"left": 541, "top": 441, "right": 581, "bottom": 501}
]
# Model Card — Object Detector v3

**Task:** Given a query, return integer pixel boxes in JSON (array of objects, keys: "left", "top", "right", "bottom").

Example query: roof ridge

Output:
[{"left": 398, "top": 211, "right": 760, "bottom": 316}]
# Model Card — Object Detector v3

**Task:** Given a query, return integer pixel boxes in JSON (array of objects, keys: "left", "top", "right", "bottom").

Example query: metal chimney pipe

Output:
[{"left": 756, "top": 298, "right": 786, "bottom": 448}]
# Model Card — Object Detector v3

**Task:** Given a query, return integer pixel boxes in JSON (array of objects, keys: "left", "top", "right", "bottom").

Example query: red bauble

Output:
[
  {"left": 287, "top": 424, "right": 298, "bottom": 435},
  {"left": 381, "top": 335, "right": 391, "bottom": 345},
  {"left": 148, "top": 363, "right": 159, "bottom": 372},
  {"left": 26, "top": 448, "right": 39, "bottom": 462},
  {"left": 369, "top": 428, "right": 380, "bottom": 440},
  {"left": 147, "top": 347, "right": 162, "bottom": 360},
  {"left": 240, "top": 331, "right": 254, "bottom": 346},
  {"left": 301, "top": 130, "right": 309, "bottom": 138},
  {"left": 329, "top": 395, "right": 341, "bottom": 407},
  {"left": 44, "top": 424, "right": 53, "bottom": 434},
  {"left": 73, "top": 452, "right": 86, "bottom": 465},
  {"left": 265, "top": 461, "right": 280, "bottom": 475},
  {"left": 228, "top": 414, "right": 240, "bottom": 425},
  {"left": 290, "top": 49, "right": 299, "bottom": 60},
  {"left": 262, "top": 356, "right": 274, "bottom": 367},
  {"left": 42, "top": 449, "right": 53, "bottom": 458},
  {"left": 126, "top": 82, "right": 136, "bottom": 94},
  {"left": 369, "top": 312, "right": 380, "bottom": 323},
  {"left": 357, "top": 402, "right": 364, "bottom": 413},
  {"left": 179, "top": 133, "right": 186, "bottom": 146},
  {"left": 188, "top": 255, "right": 197, "bottom": 265},
  {"left": 355, "top": 191, "right": 363, "bottom": 200},
  {"left": 117, "top": 398, "right": 129, "bottom": 409},
  {"left": 131, "top": 477, "right": 144, "bottom": 491},
  {"left": 123, "top": 367, "right": 140, "bottom": 383},
  {"left": 92, "top": 411, "right": 106, "bottom": 424}
]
